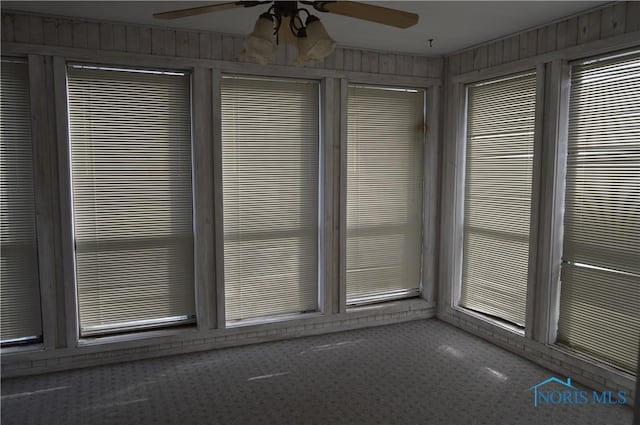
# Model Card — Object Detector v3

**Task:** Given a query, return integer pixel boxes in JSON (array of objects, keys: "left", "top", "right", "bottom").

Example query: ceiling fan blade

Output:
[
  {"left": 312, "top": 1, "right": 418, "bottom": 29},
  {"left": 153, "top": 1, "right": 265, "bottom": 20}
]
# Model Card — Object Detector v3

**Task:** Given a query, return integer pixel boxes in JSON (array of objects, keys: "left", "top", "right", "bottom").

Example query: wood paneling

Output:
[
  {"left": 519, "top": 30, "right": 538, "bottom": 59},
  {"left": 86, "top": 23, "right": 100, "bottom": 50},
  {"left": 125, "top": 26, "right": 151, "bottom": 54},
  {"left": 460, "top": 50, "right": 473, "bottom": 74},
  {"left": 358, "top": 51, "right": 374, "bottom": 73},
  {"left": 556, "top": 17, "right": 578, "bottom": 50},
  {"left": 0, "top": 11, "right": 442, "bottom": 78},
  {"left": 4, "top": 2, "right": 636, "bottom": 80},
  {"left": 221, "top": 34, "right": 235, "bottom": 62},
  {"left": 72, "top": 22, "right": 88, "bottom": 49},
  {"left": 502, "top": 36, "right": 520, "bottom": 63},
  {"left": 99, "top": 23, "right": 125, "bottom": 51},
  {"left": 379, "top": 53, "right": 396, "bottom": 74},
  {"left": 487, "top": 40, "right": 503, "bottom": 67},
  {"left": 412, "top": 56, "right": 428, "bottom": 77},
  {"left": 151, "top": 28, "right": 175, "bottom": 56},
  {"left": 577, "top": 10, "right": 601, "bottom": 44},
  {"left": 448, "top": 2, "right": 639, "bottom": 77},
  {"left": 473, "top": 45, "right": 488, "bottom": 70},
  {"left": 28, "top": 16, "right": 44, "bottom": 45},
  {"left": 627, "top": 1, "right": 640, "bottom": 32},
  {"left": 427, "top": 57, "right": 443, "bottom": 79},
  {"left": 57, "top": 19, "right": 73, "bottom": 47},
  {"left": 396, "top": 54, "right": 412, "bottom": 75},
  {"left": 537, "top": 24, "right": 557, "bottom": 54},
  {"left": 13, "top": 14, "right": 30, "bottom": 43},
  {"left": 42, "top": 18, "right": 58, "bottom": 46},
  {"left": 2, "top": 13, "right": 14, "bottom": 42},
  {"left": 600, "top": 3, "right": 627, "bottom": 38}
]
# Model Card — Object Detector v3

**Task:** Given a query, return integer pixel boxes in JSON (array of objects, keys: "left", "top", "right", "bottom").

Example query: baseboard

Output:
[{"left": 1, "top": 299, "right": 435, "bottom": 378}]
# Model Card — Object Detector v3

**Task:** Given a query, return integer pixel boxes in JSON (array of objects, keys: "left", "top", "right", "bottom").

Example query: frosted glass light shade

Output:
[
  {"left": 243, "top": 13, "right": 276, "bottom": 64},
  {"left": 301, "top": 16, "right": 335, "bottom": 60}
]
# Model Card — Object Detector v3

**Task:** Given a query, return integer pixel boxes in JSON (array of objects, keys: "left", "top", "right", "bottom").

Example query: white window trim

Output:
[
  {"left": 552, "top": 48, "right": 640, "bottom": 371},
  {"left": 441, "top": 45, "right": 640, "bottom": 381},
  {"left": 339, "top": 81, "right": 435, "bottom": 310},
  {"left": 441, "top": 61, "right": 547, "bottom": 338},
  {"left": 216, "top": 73, "right": 323, "bottom": 325},
  {"left": 3, "top": 46, "right": 439, "bottom": 355}
]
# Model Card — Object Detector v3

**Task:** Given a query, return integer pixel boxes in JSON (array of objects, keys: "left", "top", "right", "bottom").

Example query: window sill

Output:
[
  {"left": 451, "top": 305, "right": 525, "bottom": 337},
  {"left": 550, "top": 342, "right": 637, "bottom": 380},
  {"left": 225, "top": 311, "right": 324, "bottom": 329},
  {"left": 347, "top": 297, "right": 433, "bottom": 314},
  {"left": 77, "top": 324, "right": 199, "bottom": 348},
  {"left": 1, "top": 342, "right": 45, "bottom": 355}
]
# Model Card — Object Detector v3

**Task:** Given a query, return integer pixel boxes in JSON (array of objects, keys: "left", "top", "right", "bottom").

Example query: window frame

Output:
[
  {"left": 0, "top": 57, "right": 44, "bottom": 347},
  {"left": 63, "top": 62, "right": 199, "bottom": 337},
  {"left": 339, "top": 80, "right": 438, "bottom": 311},
  {"left": 532, "top": 48, "right": 640, "bottom": 353},
  {"left": 442, "top": 62, "right": 546, "bottom": 338},
  {"left": 552, "top": 48, "right": 640, "bottom": 372},
  {"left": 442, "top": 44, "right": 640, "bottom": 375},
  {"left": 1, "top": 41, "right": 439, "bottom": 355},
  {"left": 342, "top": 83, "right": 427, "bottom": 306},
  {"left": 53, "top": 60, "right": 209, "bottom": 346},
  {"left": 218, "top": 73, "right": 324, "bottom": 326},
  {"left": 458, "top": 70, "right": 539, "bottom": 329}
]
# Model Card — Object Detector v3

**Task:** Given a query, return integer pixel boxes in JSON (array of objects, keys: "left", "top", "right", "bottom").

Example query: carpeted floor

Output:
[{"left": 0, "top": 319, "right": 633, "bottom": 425}]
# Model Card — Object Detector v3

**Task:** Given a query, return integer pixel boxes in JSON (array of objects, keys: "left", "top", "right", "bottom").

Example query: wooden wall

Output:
[
  {"left": 437, "top": 0, "right": 640, "bottom": 407},
  {"left": 0, "top": 8, "right": 442, "bottom": 378},
  {"left": 447, "top": 2, "right": 640, "bottom": 76},
  {"left": 0, "top": 10, "right": 443, "bottom": 79}
]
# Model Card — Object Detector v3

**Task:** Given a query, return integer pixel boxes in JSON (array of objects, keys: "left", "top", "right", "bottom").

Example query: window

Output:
[
  {"left": 0, "top": 59, "right": 42, "bottom": 344},
  {"left": 557, "top": 52, "right": 640, "bottom": 372},
  {"left": 67, "top": 65, "right": 195, "bottom": 336},
  {"left": 346, "top": 85, "right": 424, "bottom": 303},
  {"left": 221, "top": 76, "right": 319, "bottom": 323},
  {"left": 459, "top": 72, "right": 537, "bottom": 327}
]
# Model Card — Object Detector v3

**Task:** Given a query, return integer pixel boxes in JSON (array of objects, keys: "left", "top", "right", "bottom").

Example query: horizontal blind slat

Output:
[
  {"left": 346, "top": 86, "right": 424, "bottom": 301},
  {"left": 221, "top": 77, "right": 319, "bottom": 322},
  {"left": 67, "top": 66, "right": 195, "bottom": 335},
  {"left": 0, "top": 60, "right": 42, "bottom": 342},
  {"left": 460, "top": 72, "right": 536, "bottom": 327},
  {"left": 558, "top": 53, "right": 640, "bottom": 372}
]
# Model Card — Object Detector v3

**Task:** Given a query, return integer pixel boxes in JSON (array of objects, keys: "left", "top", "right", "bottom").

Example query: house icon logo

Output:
[{"left": 529, "top": 377, "right": 577, "bottom": 407}]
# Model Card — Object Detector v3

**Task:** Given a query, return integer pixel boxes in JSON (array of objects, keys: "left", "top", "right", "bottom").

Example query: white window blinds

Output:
[
  {"left": 0, "top": 60, "right": 42, "bottom": 344},
  {"left": 459, "top": 73, "right": 536, "bottom": 327},
  {"left": 557, "top": 52, "right": 640, "bottom": 372},
  {"left": 346, "top": 86, "right": 424, "bottom": 303},
  {"left": 67, "top": 65, "right": 195, "bottom": 336},
  {"left": 221, "top": 77, "right": 319, "bottom": 323}
]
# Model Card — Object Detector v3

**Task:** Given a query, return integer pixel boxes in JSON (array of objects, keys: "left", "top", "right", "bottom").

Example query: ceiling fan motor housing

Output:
[{"left": 272, "top": 1, "right": 300, "bottom": 17}]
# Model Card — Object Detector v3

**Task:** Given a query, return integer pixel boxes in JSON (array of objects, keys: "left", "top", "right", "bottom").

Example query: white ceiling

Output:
[{"left": 3, "top": 1, "right": 606, "bottom": 55}]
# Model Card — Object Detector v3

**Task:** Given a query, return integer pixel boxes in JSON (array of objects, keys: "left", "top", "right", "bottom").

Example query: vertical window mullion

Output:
[{"left": 524, "top": 64, "right": 547, "bottom": 338}]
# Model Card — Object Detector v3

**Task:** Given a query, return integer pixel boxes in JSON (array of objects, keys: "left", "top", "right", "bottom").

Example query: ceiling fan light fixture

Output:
[
  {"left": 300, "top": 15, "right": 335, "bottom": 60},
  {"left": 242, "top": 12, "right": 277, "bottom": 63},
  {"left": 294, "top": 28, "right": 311, "bottom": 66},
  {"left": 154, "top": 1, "right": 420, "bottom": 64}
]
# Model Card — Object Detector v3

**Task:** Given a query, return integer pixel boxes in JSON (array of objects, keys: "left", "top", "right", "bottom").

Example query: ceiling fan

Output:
[{"left": 153, "top": 1, "right": 419, "bottom": 65}]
